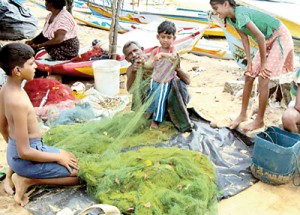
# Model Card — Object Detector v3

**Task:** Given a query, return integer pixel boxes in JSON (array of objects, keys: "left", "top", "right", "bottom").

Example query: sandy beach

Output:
[{"left": 1, "top": 0, "right": 300, "bottom": 214}]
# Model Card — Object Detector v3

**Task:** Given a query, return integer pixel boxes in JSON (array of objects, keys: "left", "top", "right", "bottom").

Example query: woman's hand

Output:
[
  {"left": 25, "top": 40, "right": 33, "bottom": 45},
  {"left": 245, "top": 61, "right": 252, "bottom": 74},
  {"left": 25, "top": 42, "right": 40, "bottom": 49},
  {"left": 57, "top": 149, "right": 79, "bottom": 173},
  {"left": 31, "top": 43, "right": 39, "bottom": 49},
  {"left": 259, "top": 63, "right": 271, "bottom": 79}
]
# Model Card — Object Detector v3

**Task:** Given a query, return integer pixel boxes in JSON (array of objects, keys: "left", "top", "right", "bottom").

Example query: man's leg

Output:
[
  {"left": 179, "top": 80, "right": 190, "bottom": 105},
  {"left": 229, "top": 76, "right": 255, "bottom": 129},
  {"left": 167, "top": 79, "right": 192, "bottom": 132}
]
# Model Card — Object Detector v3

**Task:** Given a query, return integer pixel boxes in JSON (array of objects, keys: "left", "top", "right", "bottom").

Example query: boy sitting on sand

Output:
[{"left": 0, "top": 43, "right": 79, "bottom": 206}]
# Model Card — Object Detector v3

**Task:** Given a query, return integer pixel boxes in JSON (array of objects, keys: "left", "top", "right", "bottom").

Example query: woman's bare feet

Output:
[
  {"left": 12, "top": 174, "right": 31, "bottom": 206},
  {"left": 150, "top": 120, "right": 159, "bottom": 129},
  {"left": 4, "top": 176, "right": 15, "bottom": 195},
  {"left": 242, "top": 118, "right": 264, "bottom": 132},
  {"left": 229, "top": 114, "right": 247, "bottom": 130}
]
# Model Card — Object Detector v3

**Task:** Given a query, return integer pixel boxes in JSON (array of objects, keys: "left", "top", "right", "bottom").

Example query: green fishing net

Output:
[{"left": 43, "top": 60, "right": 217, "bottom": 214}]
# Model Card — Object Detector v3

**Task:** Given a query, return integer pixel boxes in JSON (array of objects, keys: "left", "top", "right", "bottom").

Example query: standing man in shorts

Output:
[{"left": 0, "top": 43, "right": 79, "bottom": 206}]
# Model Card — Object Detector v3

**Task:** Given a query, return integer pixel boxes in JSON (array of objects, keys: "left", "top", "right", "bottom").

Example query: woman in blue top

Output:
[{"left": 210, "top": 0, "right": 294, "bottom": 132}]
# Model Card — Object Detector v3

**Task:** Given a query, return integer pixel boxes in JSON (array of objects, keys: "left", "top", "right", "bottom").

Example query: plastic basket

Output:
[{"left": 251, "top": 126, "right": 300, "bottom": 185}]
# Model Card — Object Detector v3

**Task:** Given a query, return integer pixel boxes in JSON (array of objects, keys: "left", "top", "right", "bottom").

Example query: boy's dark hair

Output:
[
  {"left": 0, "top": 43, "right": 35, "bottom": 76},
  {"left": 46, "top": 0, "right": 66, "bottom": 9},
  {"left": 210, "top": 0, "right": 237, "bottom": 7},
  {"left": 157, "top": 20, "right": 176, "bottom": 35},
  {"left": 122, "top": 41, "right": 142, "bottom": 55}
]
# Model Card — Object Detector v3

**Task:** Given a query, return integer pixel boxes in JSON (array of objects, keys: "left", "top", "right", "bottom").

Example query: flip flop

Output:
[{"left": 0, "top": 168, "right": 7, "bottom": 181}]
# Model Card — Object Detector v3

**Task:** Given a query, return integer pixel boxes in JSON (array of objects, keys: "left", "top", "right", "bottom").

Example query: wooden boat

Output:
[
  {"left": 35, "top": 25, "right": 207, "bottom": 77},
  {"left": 73, "top": 12, "right": 137, "bottom": 33},
  {"left": 191, "top": 38, "right": 233, "bottom": 60},
  {"left": 73, "top": 0, "right": 91, "bottom": 14},
  {"left": 294, "top": 38, "right": 300, "bottom": 54},
  {"left": 30, "top": 0, "right": 137, "bottom": 33},
  {"left": 87, "top": 2, "right": 225, "bottom": 37}
]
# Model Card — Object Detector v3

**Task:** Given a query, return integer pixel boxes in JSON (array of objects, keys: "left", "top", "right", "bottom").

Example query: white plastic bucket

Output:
[{"left": 92, "top": 60, "right": 121, "bottom": 97}]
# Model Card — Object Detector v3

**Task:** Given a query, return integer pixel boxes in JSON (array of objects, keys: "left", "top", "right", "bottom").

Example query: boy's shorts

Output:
[{"left": 7, "top": 137, "right": 71, "bottom": 179}]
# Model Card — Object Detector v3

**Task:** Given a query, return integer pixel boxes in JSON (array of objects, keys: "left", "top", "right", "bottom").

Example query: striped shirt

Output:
[
  {"left": 152, "top": 47, "right": 177, "bottom": 83},
  {"left": 42, "top": 8, "right": 77, "bottom": 41}
]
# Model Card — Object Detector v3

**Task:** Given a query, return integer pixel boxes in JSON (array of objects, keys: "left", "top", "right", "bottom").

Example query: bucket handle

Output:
[
  {"left": 268, "top": 127, "right": 278, "bottom": 144},
  {"left": 260, "top": 131, "right": 275, "bottom": 144},
  {"left": 261, "top": 127, "right": 297, "bottom": 145},
  {"left": 292, "top": 145, "right": 300, "bottom": 186}
]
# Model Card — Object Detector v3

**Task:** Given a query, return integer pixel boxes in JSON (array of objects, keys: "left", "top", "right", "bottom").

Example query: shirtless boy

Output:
[{"left": 0, "top": 43, "right": 79, "bottom": 206}]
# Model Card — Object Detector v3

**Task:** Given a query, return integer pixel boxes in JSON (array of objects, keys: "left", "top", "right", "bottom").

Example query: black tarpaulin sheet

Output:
[
  {"left": 169, "top": 108, "right": 257, "bottom": 199},
  {"left": 25, "top": 186, "right": 99, "bottom": 215}
]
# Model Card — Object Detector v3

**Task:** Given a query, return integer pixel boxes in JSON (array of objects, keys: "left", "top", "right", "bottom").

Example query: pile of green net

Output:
[{"left": 43, "top": 65, "right": 217, "bottom": 214}]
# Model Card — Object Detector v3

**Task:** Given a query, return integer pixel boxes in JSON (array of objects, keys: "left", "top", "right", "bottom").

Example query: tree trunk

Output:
[
  {"left": 109, "top": 0, "right": 123, "bottom": 59},
  {"left": 65, "top": 0, "right": 73, "bottom": 14}
]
